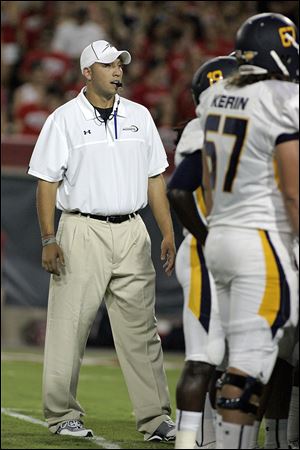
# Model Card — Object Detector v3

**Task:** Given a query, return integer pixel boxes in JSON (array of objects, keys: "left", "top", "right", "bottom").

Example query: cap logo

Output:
[{"left": 102, "top": 43, "right": 113, "bottom": 53}]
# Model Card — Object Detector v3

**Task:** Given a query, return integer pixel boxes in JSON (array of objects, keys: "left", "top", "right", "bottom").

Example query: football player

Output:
[
  {"left": 197, "top": 13, "right": 299, "bottom": 449},
  {"left": 168, "top": 56, "right": 238, "bottom": 449}
]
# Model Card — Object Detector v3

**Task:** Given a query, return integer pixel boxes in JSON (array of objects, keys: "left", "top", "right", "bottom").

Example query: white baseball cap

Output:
[{"left": 80, "top": 40, "right": 131, "bottom": 73}]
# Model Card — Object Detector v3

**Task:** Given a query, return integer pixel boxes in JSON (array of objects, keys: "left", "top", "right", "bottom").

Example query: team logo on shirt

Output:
[
  {"left": 122, "top": 125, "right": 139, "bottom": 132},
  {"left": 83, "top": 130, "right": 91, "bottom": 135}
]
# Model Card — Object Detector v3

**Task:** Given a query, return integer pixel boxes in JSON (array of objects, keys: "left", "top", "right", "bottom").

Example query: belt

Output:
[{"left": 70, "top": 211, "right": 139, "bottom": 223}]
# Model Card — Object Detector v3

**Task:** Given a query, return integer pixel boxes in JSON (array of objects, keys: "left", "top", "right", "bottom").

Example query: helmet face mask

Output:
[
  {"left": 191, "top": 56, "right": 239, "bottom": 105},
  {"left": 235, "top": 13, "right": 299, "bottom": 82}
]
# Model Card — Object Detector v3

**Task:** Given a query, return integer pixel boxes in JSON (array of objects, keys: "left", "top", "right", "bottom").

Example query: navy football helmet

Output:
[
  {"left": 191, "top": 56, "right": 238, "bottom": 105},
  {"left": 235, "top": 13, "right": 299, "bottom": 82}
]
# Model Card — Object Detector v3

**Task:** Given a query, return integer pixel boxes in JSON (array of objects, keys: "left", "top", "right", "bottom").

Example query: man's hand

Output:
[
  {"left": 42, "top": 243, "right": 65, "bottom": 276},
  {"left": 161, "top": 235, "right": 176, "bottom": 277}
]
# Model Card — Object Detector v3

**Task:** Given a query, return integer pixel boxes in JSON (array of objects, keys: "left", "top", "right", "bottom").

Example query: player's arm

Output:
[
  {"left": 36, "top": 179, "right": 65, "bottom": 276},
  {"left": 275, "top": 139, "right": 299, "bottom": 237},
  {"left": 148, "top": 174, "right": 176, "bottom": 276},
  {"left": 201, "top": 149, "right": 213, "bottom": 216},
  {"left": 168, "top": 151, "right": 207, "bottom": 246}
]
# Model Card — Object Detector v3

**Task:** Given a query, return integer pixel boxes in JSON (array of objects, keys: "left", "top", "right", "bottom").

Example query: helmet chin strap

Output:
[{"left": 270, "top": 50, "right": 290, "bottom": 76}]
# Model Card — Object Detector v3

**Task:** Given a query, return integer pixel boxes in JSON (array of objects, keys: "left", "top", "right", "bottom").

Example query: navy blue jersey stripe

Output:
[
  {"left": 265, "top": 231, "right": 291, "bottom": 337},
  {"left": 196, "top": 240, "right": 211, "bottom": 332},
  {"left": 275, "top": 132, "right": 299, "bottom": 146}
]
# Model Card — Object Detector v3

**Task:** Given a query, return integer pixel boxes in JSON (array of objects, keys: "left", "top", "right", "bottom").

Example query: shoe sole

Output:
[
  {"left": 145, "top": 435, "right": 176, "bottom": 442},
  {"left": 57, "top": 430, "right": 94, "bottom": 437}
]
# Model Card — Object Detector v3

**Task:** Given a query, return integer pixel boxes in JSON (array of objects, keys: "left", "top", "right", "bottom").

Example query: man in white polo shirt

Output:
[{"left": 28, "top": 40, "right": 176, "bottom": 441}]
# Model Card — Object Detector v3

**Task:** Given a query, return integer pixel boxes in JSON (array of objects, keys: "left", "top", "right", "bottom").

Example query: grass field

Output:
[
  {"left": 1, "top": 347, "right": 184, "bottom": 449},
  {"left": 1, "top": 347, "right": 265, "bottom": 449}
]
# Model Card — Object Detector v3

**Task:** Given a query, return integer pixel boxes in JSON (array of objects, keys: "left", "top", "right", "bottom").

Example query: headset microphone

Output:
[{"left": 112, "top": 80, "right": 123, "bottom": 88}]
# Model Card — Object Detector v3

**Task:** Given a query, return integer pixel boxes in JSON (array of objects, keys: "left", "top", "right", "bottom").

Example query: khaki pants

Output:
[{"left": 43, "top": 212, "right": 171, "bottom": 434}]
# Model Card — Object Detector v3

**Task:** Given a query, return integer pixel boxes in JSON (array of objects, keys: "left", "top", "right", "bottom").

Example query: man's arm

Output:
[
  {"left": 148, "top": 174, "right": 176, "bottom": 276},
  {"left": 275, "top": 139, "right": 299, "bottom": 237},
  {"left": 201, "top": 149, "right": 213, "bottom": 216},
  {"left": 167, "top": 189, "right": 207, "bottom": 246},
  {"left": 36, "top": 179, "right": 65, "bottom": 276},
  {"left": 167, "top": 151, "right": 207, "bottom": 246}
]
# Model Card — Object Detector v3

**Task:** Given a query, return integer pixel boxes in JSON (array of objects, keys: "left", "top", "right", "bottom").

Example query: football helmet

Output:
[
  {"left": 191, "top": 56, "right": 238, "bottom": 105},
  {"left": 235, "top": 13, "right": 299, "bottom": 82}
]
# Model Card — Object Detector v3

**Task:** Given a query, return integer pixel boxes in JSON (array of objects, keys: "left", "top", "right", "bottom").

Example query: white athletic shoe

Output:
[
  {"left": 289, "top": 440, "right": 299, "bottom": 449},
  {"left": 55, "top": 419, "right": 94, "bottom": 437}
]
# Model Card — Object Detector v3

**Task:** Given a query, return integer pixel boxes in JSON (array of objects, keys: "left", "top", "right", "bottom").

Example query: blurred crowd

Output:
[{"left": 1, "top": 1, "right": 299, "bottom": 141}]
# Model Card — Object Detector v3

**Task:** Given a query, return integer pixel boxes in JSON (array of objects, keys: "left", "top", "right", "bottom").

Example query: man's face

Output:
[{"left": 86, "top": 59, "right": 124, "bottom": 99}]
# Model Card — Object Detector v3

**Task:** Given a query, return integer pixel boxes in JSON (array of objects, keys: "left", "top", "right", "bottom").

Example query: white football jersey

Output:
[
  {"left": 174, "top": 117, "right": 204, "bottom": 166},
  {"left": 173, "top": 118, "right": 207, "bottom": 232},
  {"left": 197, "top": 79, "right": 299, "bottom": 233}
]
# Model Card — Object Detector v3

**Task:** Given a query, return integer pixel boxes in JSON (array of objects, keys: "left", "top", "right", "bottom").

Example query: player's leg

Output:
[
  {"left": 208, "top": 367, "right": 224, "bottom": 430},
  {"left": 288, "top": 363, "right": 299, "bottom": 449},
  {"left": 248, "top": 357, "right": 294, "bottom": 449},
  {"left": 175, "top": 235, "right": 224, "bottom": 449},
  {"left": 250, "top": 327, "right": 297, "bottom": 449},
  {"left": 264, "top": 358, "right": 293, "bottom": 449},
  {"left": 248, "top": 368, "right": 273, "bottom": 449},
  {"left": 262, "top": 326, "right": 297, "bottom": 449},
  {"left": 43, "top": 214, "right": 110, "bottom": 434},
  {"left": 206, "top": 228, "right": 298, "bottom": 449},
  {"left": 105, "top": 216, "right": 173, "bottom": 440},
  {"left": 264, "top": 242, "right": 299, "bottom": 450},
  {"left": 176, "top": 361, "right": 215, "bottom": 449},
  {"left": 288, "top": 247, "right": 298, "bottom": 450}
]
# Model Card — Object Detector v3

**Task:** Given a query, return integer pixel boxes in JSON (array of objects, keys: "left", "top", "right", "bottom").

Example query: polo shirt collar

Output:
[{"left": 76, "top": 87, "right": 127, "bottom": 120}]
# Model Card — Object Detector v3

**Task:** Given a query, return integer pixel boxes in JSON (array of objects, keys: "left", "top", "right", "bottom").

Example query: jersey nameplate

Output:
[{"left": 211, "top": 95, "right": 249, "bottom": 110}]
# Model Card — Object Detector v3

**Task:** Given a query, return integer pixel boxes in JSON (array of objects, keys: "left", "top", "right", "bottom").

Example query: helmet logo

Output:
[
  {"left": 207, "top": 70, "right": 223, "bottom": 85},
  {"left": 278, "top": 26, "right": 296, "bottom": 47},
  {"left": 235, "top": 50, "right": 258, "bottom": 62}
]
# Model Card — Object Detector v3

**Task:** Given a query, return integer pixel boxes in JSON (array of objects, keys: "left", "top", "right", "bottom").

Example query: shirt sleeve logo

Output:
[{"left": 122, "top": 125, "right": 139, "bottom": 132}]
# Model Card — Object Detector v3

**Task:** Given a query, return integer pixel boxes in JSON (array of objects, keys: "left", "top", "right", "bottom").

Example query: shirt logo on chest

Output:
[
  {"left": 122, "top": 125, "right": 139, "bottom": 132},
  {"left": 83, "top": 130, "right": 91, "bottom": 135}
]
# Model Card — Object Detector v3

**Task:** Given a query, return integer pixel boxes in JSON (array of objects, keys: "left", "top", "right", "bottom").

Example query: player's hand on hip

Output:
[
  {"left": 42, "top": 243, "right": 65, "bottom": 276},
  {"left": 161, "top": 236, "right": 176, "bottom": 277}
]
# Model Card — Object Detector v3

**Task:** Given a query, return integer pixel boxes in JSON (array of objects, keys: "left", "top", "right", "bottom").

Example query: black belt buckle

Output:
[
  {"left": 108, "top": 215, "right": 124, "bottom": 223},
  {"left": 111, "top": 212, "right": 136, "bottom": 223}
]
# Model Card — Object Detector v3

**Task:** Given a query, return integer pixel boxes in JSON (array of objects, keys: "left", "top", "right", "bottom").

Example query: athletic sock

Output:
[
  {"left": 211, "top": 407, "right": 217, "bottom": 426},
  {"left": 194, "top": 394, "right": 216, "bottom": 448},
  {"left": 249, "top": 420, "right": 261, "bottom": 449},
  {"left": 175, "top": 409, "right": 202, "bottom": 449},
  {"left": 288, "top": 386, "right": 299, "bottom": 444},
  {"left": 265, "top": 418, "right": 288, "bottom": 449},
  {"left": 176, "top": 430, "right": 198, "bottom": 449},
  {"left": 215, "top": 413, "right": 223, "bottom": 449},
  {"left": 222, "top": 421, "right": 253, "bottom": 449}
]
